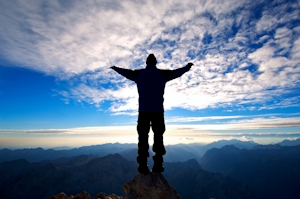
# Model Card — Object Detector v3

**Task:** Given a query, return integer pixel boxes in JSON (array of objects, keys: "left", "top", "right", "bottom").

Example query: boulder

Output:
[
  {"left": 46, "top": 192, "right": 74, "bottom": 199},
  {"left": 47, "top": 191, "right": 122, "bottom": 199},
  {"left": 123, "top": 173, "right": 180, "bottom": 199},
  {"left": 74, "top": 191, "right": 91, "bottom": 199},
  {"left": 93, "top": 192, "right": 123, "bottom": 199}
]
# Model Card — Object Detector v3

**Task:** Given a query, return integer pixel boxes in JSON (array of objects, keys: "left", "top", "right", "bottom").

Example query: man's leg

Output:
[
  {"left": 151, "top": 112, "right": 166, "bottom": 172},
  {"left": 137, "top": 112, "right": 150, "bottom": 174}
]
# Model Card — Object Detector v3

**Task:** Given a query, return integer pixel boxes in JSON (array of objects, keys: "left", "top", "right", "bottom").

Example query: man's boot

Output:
[
  {"left": 137, "top": 156, "right": 150, "bottom": 175},
  {"left": 152, "top": 154, "right": 164, "bottom": 173}
]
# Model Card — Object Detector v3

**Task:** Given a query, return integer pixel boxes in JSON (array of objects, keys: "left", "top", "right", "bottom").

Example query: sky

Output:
[{"left": 1, "top": 0, "right": 300, "bottom": 149}]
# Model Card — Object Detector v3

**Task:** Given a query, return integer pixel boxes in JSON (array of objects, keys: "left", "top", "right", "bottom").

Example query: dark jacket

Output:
[{"left": 112, "top": 64, "right": 191, "bottom": 112}]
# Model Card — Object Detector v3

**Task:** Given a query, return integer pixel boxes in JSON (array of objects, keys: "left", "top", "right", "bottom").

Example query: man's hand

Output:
[
  {"left": 110, "top": 66, "right": 116, "bottom": 69},
  {"left": 187, "top": 62, "right": 194, "bottom": 68}
]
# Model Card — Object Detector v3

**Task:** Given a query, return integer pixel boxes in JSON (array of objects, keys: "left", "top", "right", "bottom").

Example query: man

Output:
[{"left": 111, "top": 54, "right": 193, "bottom": 174}]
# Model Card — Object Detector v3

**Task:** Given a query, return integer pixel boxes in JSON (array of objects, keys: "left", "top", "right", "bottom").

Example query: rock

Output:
[
  {"left": 105, "top": 194, "right": 123, "bottom": 199},
  {"left": 74, "top": 190, "right": 91, "bottom": 199},
  {"left": 47, "top": 191, "right": 122, "bottom": 199},
  {"left": 93, "top": 192, "right": 123, "bottom": 199},
  {"left": 93, "top": 192, "right": 106, "bottom": 199},
  {"left": 123, "top": 173, "right": 180, "bottom": 199},
  {"left": 46, "top": 192, "right": 74, "bottom": 199}
]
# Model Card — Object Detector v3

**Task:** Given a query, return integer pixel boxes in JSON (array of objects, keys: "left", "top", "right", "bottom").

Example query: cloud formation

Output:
[
  {"left": 1, "top": 114, "right": 299, "bottom": 145},
  {"left": 1, "top": 113, "right": 299, "bottom": 134},
  {"left": 1, "top": 0, "right": 300, "bottom": 114}
]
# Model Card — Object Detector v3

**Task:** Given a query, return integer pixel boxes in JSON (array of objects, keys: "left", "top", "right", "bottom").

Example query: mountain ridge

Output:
[{"left": 0, "top": 139, "right": 262, "bottom": 163}]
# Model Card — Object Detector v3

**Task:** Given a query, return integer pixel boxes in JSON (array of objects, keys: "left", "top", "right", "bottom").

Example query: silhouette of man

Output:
[{"left": 111, "top": 54, "right": 193, "bottom": 174}]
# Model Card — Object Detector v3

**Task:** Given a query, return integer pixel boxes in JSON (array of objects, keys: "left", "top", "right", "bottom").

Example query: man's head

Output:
[{"left": 146, "top": 54, "right": 157, "bottom": 65}]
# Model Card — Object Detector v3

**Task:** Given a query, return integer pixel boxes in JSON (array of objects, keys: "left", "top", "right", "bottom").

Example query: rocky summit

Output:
[
  {"left": 46, "top": 173, "right": 180, "bottom": 199},
  {"left": 123, "top": 172, "right": 181, "bottom": 199}
]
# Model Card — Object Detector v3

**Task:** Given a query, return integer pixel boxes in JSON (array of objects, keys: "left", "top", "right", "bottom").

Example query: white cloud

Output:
[
  {"left": 1, "top": 0, "right": 247, "bottom": 77},
  {"left": 166, "top": 112, "right": 300, "bottom": 124},
  {"left": 2, "top": 114, "right": 300, "bottom": 135},
  {"left": 166, "top": 115, "right": 248, "bottom": 123},
  {"left": 225, "top": 117, "right": 300, "bottom": 129},
  {"left": 68, "top": 82, "right": 138, "bottom": 111},
  {"left": 255, "top": 1, "right": 300, "bottom": 34},
  {"left": 248, "top": 44, "right": 275, "bottom": 64},
  {"left": 292, "top": 37, "right": 300, "bottom": 60},
  {"left": 255, "top": 14, "right": 277, "bottom": 34},
  {"left": 259, "top": 97, "right": 300, "bottom": 110}
]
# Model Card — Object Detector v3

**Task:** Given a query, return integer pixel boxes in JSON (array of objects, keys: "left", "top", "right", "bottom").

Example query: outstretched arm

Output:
[
  {"left": 110, "top": 66, "right": 139, "bottom": 81},
  {"left": 164, "top": 63, "right": 193, "bottom": 81}
]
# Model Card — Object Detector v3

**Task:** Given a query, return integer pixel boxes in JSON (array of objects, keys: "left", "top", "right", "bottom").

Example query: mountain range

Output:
[
  {"left": 1, "top": 138, "right": 300, "bottom": 199},
  {"left": 277, "top": 138, "right": 300, "bottom": 146},
  {"left": 0, "top": 143, "right": 136, "bottom": 163},
  {"left": 199, "top": 144, "right": 300, "bottom": 199},
  {"left": 0, "top": 139, "right": 262, "bottom": 163},
  {"left": 4, "top": 138, "right": 298, "bottom": 164},
  {"left": 0, "top": 153, "right": 255, "bottom": 199}
]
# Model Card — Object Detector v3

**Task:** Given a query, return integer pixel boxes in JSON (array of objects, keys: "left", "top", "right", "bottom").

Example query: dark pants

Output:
[{"left": 137, "top": 112, "right": 166, "bottom": 166}]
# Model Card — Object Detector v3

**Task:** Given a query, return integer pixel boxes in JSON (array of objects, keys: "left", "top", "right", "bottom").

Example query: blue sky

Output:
[{"left": 1, "top": 0, "right": 300, "bottom": 148}]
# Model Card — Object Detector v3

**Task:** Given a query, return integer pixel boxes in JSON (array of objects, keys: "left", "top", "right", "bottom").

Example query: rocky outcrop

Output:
[
  {"left": 93, "top": 192, "right": 123, "bottom": 199},
  {"left": 123, "top": 173, "right": 180, "bottom": 199},
  {"left": 46, "top": 191, "right": 122, "bottom": 199},
  {"left": 74, "top": 191, "right": 91, "bottom": 199},
  {"left": 47, "top": 173, "right": 181, "bottom": 199},
  {"left": 46, "top": 192, "right": 73, "bottom": 199}
]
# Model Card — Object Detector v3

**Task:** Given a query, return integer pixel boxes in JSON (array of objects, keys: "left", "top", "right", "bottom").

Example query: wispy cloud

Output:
[
  {"left": 1, "top": 113, "right": 299, "bottom": 135},
  {"left": 1, "top": 114, "right": 300, "bottom": 146},
  {"left": 1, "top": 0, "right": 300, "bottom": 114},
  {"left": 0, "top": 126, "right": 136, "bottom": 135},
  {"left": 166, "top": 112, "right": 300, "bottom": 123},
  {"left": 166, "top": 115, "right": 248, "bottom": 123},
  {"left": 169, "top": 117, "right": 300, "bottom": 130}
]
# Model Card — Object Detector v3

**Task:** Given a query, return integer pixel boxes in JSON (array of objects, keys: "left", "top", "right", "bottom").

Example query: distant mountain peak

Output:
[
  {"left": 278, "top": 138, "right": 300, "bottom": 146},
  {"left": 252, "top": 144, "right": 283, "bottom": 150}
]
